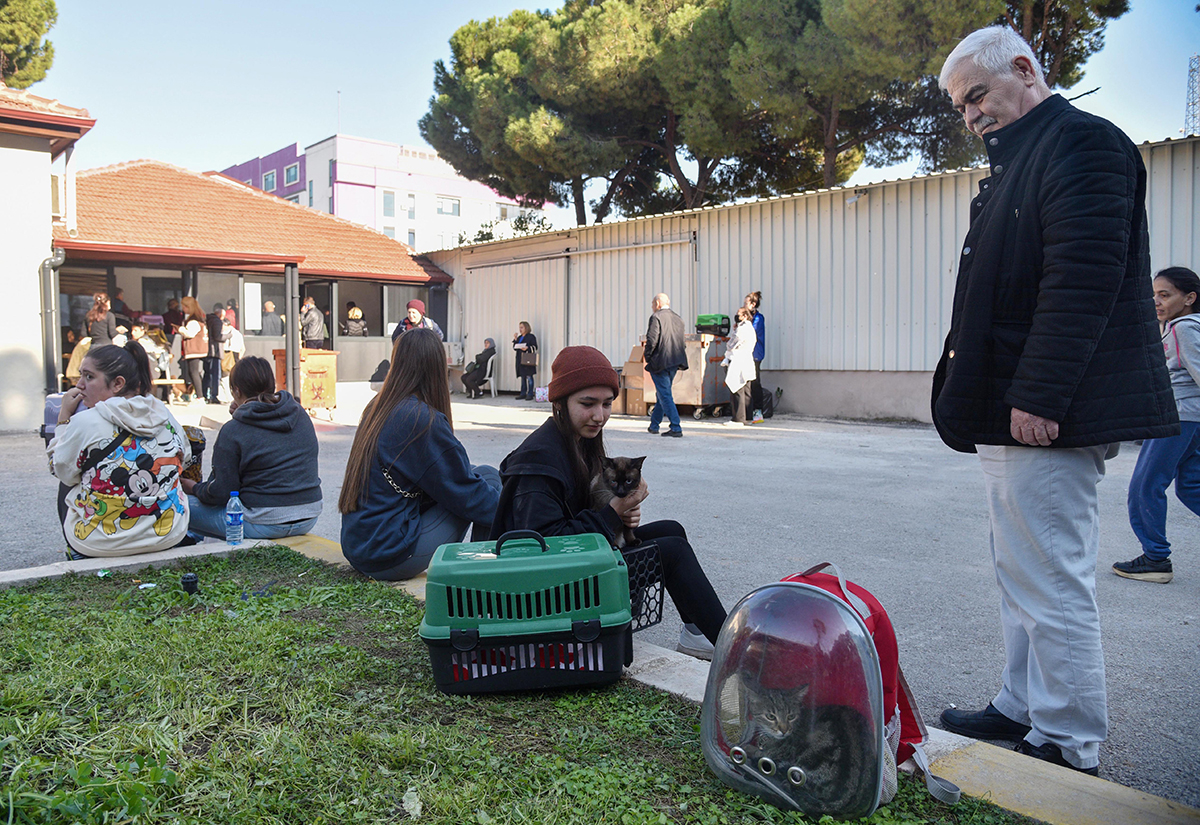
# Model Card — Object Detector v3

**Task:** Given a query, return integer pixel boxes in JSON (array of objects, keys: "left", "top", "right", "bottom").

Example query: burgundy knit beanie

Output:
[
  {"left": 406, "top": 299, "right": 425, "bottom": 314},
  {"left": 548, "top": 346, "right": 619, "bottom": 402}
]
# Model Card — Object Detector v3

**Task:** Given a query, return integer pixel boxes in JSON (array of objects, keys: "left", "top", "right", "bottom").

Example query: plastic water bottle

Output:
[{"left": 225, "top": 491, "right": 244, "bottom": 545}]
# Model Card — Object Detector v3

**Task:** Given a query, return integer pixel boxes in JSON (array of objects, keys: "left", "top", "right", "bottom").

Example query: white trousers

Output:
[{"left": 977, "top": 443, "right": 1113, "bottom": 770}]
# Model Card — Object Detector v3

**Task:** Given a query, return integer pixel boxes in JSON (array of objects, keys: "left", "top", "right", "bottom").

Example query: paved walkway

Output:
[{"left": 6, "top": 383, "right": 1199, "bottom": 809}]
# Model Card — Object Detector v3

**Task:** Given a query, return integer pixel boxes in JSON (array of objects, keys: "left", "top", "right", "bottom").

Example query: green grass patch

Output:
[{"left": 0, "top": 547, "right": 1041, "bottom": 824}]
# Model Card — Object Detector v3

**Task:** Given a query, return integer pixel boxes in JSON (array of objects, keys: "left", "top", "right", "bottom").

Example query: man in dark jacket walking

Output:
[
  {"left": 932, "top": 27, "right": 1177, "bottom": 776},
  {"left": 644, "top": 293, "right": 688, "bottom": 437}
]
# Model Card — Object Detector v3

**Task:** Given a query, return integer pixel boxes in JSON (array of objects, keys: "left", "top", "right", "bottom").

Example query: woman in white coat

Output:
[{"left": 722, "top": 307, "right": 758, "bottom": 425}]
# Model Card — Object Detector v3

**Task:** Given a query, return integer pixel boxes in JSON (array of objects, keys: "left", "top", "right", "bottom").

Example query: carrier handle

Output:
[
  {"left": 493, "top": 530, "right": 548, "bottom": 556},
  {"left": 800, "top": 562, "right": 873, "bottom": 621}
]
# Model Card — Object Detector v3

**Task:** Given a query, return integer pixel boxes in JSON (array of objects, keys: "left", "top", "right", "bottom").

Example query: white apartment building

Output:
[{"left": 226, "top": 135, "right": 538, "bottom": 251}]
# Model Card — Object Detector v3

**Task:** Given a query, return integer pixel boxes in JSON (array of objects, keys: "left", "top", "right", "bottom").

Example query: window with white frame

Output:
[
  {"left": 308, "top": 181, "right": 314, "bottom": 207},
  {"left": 407, "top": 230, "right": 416, "bottom": 247},
  {"left": 383, "top": 190, "right": 395, "bottom": 218},
  {"left": 263, "top": 170, "right": 276, "bottom": 192},
  {"left": 383, "top": 226, "right": 395, "bottom": 239},
  {"left": 498, "top": 204, "right": 510, "bottom": 221},
  {"left": 407, "top": 194, "right": 416, "bottom": 219},
  {"left": 284, "top": 163, "right": 300, "bottom": 186},
  {"left": 436, "top": 197, "right": 460, "bottom": 216},
  {"left": 287, "top": 195, "right": 300, "bottom": 203},
  {"left": 328, "top": 159, "right": 334, "bottom": 185}
]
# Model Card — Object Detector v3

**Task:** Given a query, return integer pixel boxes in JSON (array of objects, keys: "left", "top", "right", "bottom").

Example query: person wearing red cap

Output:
[
  {"left": 492, "top": 345, "right": 727, "bottom": 658},
  {"left": 390, "top": 299, "right": 444, "bottom": 343}
]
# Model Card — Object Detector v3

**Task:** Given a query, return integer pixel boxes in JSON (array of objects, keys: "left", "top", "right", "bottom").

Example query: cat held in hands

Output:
[{"left": 589, "top": 455, "right": 645, "bottom": 549}]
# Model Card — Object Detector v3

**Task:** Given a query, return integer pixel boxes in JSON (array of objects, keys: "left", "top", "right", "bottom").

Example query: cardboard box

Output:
[
  {"left": 611, "top": 388, "right": 626, "bottom": 415},
  {"left": 625, "top": 388, "right": 647, "bottom": 417},
  {"left": 622, "top": 362, "right": 644, "bottom": 390}
]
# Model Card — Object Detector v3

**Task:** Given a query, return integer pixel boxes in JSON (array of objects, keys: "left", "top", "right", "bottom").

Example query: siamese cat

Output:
[{"left": 589, "top": 455, "right": 646, "bottom": 549}]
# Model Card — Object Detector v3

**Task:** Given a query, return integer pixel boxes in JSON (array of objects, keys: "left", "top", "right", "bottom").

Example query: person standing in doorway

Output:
[
  {"left": 512, "top": 321, "right": 538, "bottom": 400},
  {"left": 644, "top": 292, "right": 687, "bottom": 437},
  {"left": 85, "top": 293, "right": 120, "bottom": 347},
  {"left": 932, "top": 26, "right": 1176, "bottom": 775},
  {"left": 260, "top": 301, "right": 283, "bottom": 336},
  {"left": 301, "top": 296, "right": 324, "bottom": 349},
  {"left": 162, "top": 298, "right": 184, "bottom": 340},
  {"left": 203, "top": 305, "right": 226, "bottom": 404},
  {"left": 745, "top": 291, "right": 766, "bottom": 423},
  {"left": 177, "top": 297, "right": 209, "bottom": 404},
  {"left": 391, "top": 299, "right": 444, "bottom": 342}
]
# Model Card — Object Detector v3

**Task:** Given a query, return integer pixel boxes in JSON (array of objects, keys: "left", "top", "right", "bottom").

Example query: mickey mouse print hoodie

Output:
[{"left": 49, "top": 394, "right": 189, "bottom": 556}]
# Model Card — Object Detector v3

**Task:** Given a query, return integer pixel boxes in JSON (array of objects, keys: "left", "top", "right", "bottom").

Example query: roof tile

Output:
[{"left": 53, "top": 160, "right": 448, "bottom": 282}]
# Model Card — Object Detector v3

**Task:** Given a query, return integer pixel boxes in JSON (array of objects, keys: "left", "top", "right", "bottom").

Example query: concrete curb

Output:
[{"left": 2, "top": 540, "right": 1197, "bottom": 825}]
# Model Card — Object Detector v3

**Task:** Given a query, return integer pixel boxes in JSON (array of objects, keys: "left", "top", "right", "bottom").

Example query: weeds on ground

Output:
[{"left": 0, "top": 547, "right": 1042, "bottom": 824}]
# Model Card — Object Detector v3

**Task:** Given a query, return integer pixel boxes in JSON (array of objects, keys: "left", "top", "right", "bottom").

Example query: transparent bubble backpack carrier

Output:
[{"left": 701, "top": 564, "right": 959, "bottom": 819}]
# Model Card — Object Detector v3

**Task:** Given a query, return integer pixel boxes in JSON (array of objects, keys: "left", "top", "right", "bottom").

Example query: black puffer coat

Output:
[{"left": 932, "top": 95, "right": 1177, "bottom": 452}]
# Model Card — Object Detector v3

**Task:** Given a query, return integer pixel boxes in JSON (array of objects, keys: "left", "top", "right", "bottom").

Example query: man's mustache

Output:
[{"left": 971, "top": 115, "right": 998, "bottom": 134}]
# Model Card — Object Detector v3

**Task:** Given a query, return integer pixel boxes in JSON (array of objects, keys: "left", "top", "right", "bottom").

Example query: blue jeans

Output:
[
  {"left": 649, "top": 367, "right": 681, "bottom": 432},
  {"left": 187, "top": 495, "right": 319, "bottom": 540},
  {"left": 1127, "top": 421, "right": 1200, "bottom": 561},
  {"left": 361, "top": 464, "right": 501, "bottom": 581},
  {"left": 519, "top": 374, "right": 535, "bottom": 398}
]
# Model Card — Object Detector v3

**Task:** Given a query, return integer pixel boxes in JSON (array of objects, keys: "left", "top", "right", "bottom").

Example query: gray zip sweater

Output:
[{"left": 1163, "top": 315, "right": 1200, "bottom": 421}]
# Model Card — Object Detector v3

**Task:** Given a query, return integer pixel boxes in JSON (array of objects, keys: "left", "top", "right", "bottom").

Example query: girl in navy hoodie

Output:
[{"left": 340, "top": 329, "right": 500, "bottom": 580}]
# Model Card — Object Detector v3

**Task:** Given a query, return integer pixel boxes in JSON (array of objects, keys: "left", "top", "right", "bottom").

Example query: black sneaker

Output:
[
  {"left": 940, "top": 703, "right": 1031, "bottom": 742},
  {"left": 64, "top": 547, "right": 88, "bottom": 561},
  {"left": 662, "top": 430, "right": 683, "bottom": 438},
  {"left": 1014, "top": 740, "right": 1099, "bottom": 776},
  {"left": 1112, "top": 553, "right": 1173, "bottom": 583}
]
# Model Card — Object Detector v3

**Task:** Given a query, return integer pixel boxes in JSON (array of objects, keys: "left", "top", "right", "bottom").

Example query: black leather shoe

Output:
[
  {"left": 662, "top": 430, "right": 683, "bottom": 438},
  {"left": 940, "top": 703, "right": 1031, "bottom": 742},
  {"left": 1014, "top": 740, "right": 1099, "bottom": 776}
]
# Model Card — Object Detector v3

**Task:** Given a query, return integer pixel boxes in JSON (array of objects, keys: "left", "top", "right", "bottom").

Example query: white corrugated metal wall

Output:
[
  {"left": 451, "top": 253, "right": 569, "bottom": 393},
  {"left": 569, "top": 217, "right": 697, "bottom": 365},
  {"left": 428, "top": 136, "right": 1199, "bottom": 392}
]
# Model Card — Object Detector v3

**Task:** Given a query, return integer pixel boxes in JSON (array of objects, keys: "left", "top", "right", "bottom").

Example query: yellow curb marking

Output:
[{"left": 932, "top": 741, "right": 1200, "bottom": 825}]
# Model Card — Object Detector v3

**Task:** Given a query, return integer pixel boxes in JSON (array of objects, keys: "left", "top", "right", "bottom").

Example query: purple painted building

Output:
[{"left": 221, "top": 143, "right": 306, "bottom": 203}]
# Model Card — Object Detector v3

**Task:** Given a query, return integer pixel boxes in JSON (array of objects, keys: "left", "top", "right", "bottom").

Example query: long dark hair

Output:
[
  {"left": 85, "top": 293, "right": 111, "bottom": 325},
  {"left": 230, "top": 356, "right": 280, "bottom": 405},
  {"left": 339, "top": 329, "right": 451, "bottom": 513},
  {"left": 551, "top": 395, "right": 609, "bottom": 495},
  {"left": 84, "top": 343, "right": 153, "bottom": 397},
  {"left": 1157, "top": 267, "right": 1200, "bottom": 314}
]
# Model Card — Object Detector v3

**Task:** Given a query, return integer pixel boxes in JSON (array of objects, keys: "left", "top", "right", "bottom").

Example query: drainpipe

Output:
[{"left": 40, "top": 246, "right": 66, "bottom": 394}]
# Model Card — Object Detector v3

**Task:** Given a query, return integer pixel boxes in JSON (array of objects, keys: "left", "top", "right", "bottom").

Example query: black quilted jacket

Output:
[{"left": 932, "top": 95, "right": 1177, "bottom": 452}]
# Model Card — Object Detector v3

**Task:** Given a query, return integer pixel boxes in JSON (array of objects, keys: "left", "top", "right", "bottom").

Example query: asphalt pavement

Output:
[{"left": 6, "top": 383, "right": 1198, "bottom": 807}]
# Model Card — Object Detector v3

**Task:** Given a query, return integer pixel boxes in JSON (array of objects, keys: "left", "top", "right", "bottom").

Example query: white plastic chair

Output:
[{"left": 478, "top": 353, "right": 498, "bottom": 398}]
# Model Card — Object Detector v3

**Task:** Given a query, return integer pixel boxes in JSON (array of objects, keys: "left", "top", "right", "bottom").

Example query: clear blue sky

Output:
[{"left": 44, "top": 0, "right": 1200, "bottom": 223}]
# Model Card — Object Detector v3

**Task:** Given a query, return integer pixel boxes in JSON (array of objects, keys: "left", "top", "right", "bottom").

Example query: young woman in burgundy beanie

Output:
[{"left": 491, "top": 345, "right": 727, "bottom": 658}]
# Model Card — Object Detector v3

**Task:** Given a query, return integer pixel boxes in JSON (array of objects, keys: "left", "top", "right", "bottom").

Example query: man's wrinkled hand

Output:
[{"left": 1011, "top": 408, "right": 1060, "bottom": 446}]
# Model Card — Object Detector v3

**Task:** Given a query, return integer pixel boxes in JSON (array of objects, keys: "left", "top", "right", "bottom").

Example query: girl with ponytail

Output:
[{"left": 49, "top": 341, "right": 191, "bottom": 558}]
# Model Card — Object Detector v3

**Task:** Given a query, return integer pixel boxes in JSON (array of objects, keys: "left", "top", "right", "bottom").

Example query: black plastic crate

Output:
[
  {"left": 621, "top": 542, "right": 664, "bottom": 632},
  {"left": 425, "top": 621, "right": 632, "bottom": 695}
]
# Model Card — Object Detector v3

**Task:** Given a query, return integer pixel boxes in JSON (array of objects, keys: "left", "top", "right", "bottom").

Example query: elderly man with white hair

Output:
[{"left": 930, "top": 27, "right": 1177, "bottom": 775}]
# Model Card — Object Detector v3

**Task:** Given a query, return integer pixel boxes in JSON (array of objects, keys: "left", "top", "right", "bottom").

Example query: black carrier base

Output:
[{"left": 424, "top": 622, "right": 633, "bottom": 695}]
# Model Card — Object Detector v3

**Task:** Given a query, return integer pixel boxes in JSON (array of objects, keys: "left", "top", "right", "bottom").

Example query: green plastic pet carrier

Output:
[{"left": 419, "top": 530, "right": 635, "bottom": 695}]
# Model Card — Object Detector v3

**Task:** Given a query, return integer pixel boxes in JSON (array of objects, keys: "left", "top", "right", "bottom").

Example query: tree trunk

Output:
[
  {"left": 822, "top": 95, "right": 842, "bottom": 190},
  {"left": 593, "top": 164, "right": 633, "bottom": 224},
  {"left": 572, "top": 177, "right": 587, "bottom": 226}
]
